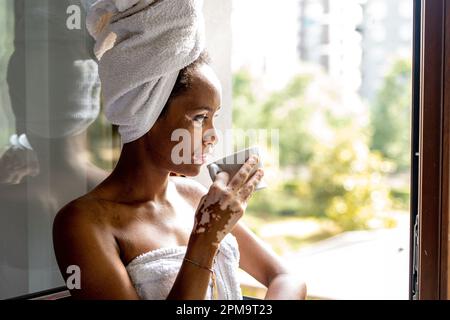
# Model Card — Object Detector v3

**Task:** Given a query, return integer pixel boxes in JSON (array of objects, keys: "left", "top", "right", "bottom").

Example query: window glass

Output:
[
  {"left": 0, "top": 0, "right": 232, "bottom": 300},
  {"left": 232, "top": 0, "right": 412, "bottom": 300},
  {"left": 0, "top": 0, "right": 116, "bottom": 299},
  {"left": 0, "top": 0, "right": 413, "bottom": 300}
]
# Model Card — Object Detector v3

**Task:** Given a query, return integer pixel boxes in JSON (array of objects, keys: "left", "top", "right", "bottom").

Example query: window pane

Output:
[
  {"left": 0, "top": 0, "right": 231, "bottom": 300},
  {"left": 0, "top": 0, "right": 116, "bottom": 299},
  {"left": 232, "top": 0, "right": 412, "bottom": 300}
]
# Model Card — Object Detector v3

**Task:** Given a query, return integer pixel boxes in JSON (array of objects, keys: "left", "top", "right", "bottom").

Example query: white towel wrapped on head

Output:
[{"left": 86, "top": 0, "right": 206, "bottom": 144}]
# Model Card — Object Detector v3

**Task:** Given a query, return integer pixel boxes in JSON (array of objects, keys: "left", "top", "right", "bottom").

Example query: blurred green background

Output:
[{"left": 232, "top": 58, "right": 411, "bottom": 253}]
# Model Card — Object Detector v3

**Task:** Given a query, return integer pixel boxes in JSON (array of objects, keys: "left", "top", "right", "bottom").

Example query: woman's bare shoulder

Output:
[{"left": 53, "top": 195, "right": 111, "bottom": 236}]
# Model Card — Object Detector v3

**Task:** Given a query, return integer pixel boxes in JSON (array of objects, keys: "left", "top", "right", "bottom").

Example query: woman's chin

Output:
[{"left": 174, "top": 164, "right": 204, "bottom": 177}]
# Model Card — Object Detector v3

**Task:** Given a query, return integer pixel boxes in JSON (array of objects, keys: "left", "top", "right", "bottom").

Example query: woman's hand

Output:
[
  {"left": 191, "top": 155, "right": 264, "bottom": 247},
  {"left": 264, "top": 273, "right": 307, "bottom": 300},
  {"left": 0, "top": 145, "right": 40, "bottom": 185},
  {"left": 171, "top": 156, "right": 263, "bottom": 300}
]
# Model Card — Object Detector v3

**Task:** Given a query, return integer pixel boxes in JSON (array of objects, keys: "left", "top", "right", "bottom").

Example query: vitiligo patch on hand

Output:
[
  {"left": 192, "top": 184, "right": 246, "bottom": 246},
  {"left": 195, "top": 227, "right": 206, "bottom": 234},
  {"left": 198, "top": 207, "right": 211, "bottom": 226}
]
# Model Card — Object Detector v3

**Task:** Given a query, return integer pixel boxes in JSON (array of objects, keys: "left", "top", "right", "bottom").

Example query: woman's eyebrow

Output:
[{"left": 192, "top": 106, "right": 222, "bottom": 113}]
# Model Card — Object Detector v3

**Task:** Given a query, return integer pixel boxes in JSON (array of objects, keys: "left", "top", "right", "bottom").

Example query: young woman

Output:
[{"left": 53, "top": 0, "right": 306, "bottom": 300}]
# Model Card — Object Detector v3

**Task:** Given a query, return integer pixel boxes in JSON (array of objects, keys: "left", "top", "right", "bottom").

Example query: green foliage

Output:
[
  {"left": 370, "top": 59, "right": 412, "bottom": 172},
  {"left": 308, "top": 132, "right": 394, "bottom": 230},
  {"left": 232, "top": 70, "right": 260, "bottom": 129},
  {"left": 232, "top": 67, "right": 406, "bottom": 231},
  {"left": 390, "top": 187, "right": 410, "bottom": 210},
  {"left": 87, "top": 107, "right": 120, "bottom": 170},
  {"left": 232, "top": 70, "right": 315, "bottom": 166},
  {"left": 246, "top": 131, "right": 395, "bottom": 230},
  {"left": 246, "top": 181, "right": 312, "bottom": 218}
]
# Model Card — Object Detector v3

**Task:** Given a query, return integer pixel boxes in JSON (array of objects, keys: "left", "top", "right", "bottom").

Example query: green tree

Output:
[
  {"left": 232, "top": 70, "right": 315, "bottom": 166},
  {"left": 308, "top": 129, "right": 394, "bottom": 230},
  {"left": 370, "top": 59, "right": 412, "bottom": 172},
  {"left": 232, "top": 70, "right": 259, "bottom": 129},
  {"left": 232, "top": 68, "right": 397, "bottom": 231}
]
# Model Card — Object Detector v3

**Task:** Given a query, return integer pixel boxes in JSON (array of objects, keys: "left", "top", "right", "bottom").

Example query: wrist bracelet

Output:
[
  {"left": 183, "top": 257, "right": 219, "bottom": 300},
  {"left": 183, "top": 257, "right": 214, "bottom": 273}
]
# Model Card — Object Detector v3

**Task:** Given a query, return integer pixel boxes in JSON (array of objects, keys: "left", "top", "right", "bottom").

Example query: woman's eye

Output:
[{"left": 194, "top": 115, "right": 208, "bottom": 124}]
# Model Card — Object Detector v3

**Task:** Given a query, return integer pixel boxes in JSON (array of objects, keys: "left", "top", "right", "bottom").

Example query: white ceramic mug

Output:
[{"left": 206, "top": 146, "right": 267, "bottom": 191}]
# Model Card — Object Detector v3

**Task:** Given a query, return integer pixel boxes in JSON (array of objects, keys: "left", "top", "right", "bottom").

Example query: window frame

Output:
[
  {"left": 444, "top": 0, "right": 450, "bottom": 299},
  {"left": 409, "top": 0, "right": 422, "bottom": 300},
  {"left": 415, "top": 0, "right": 450, "bottom": 300}
]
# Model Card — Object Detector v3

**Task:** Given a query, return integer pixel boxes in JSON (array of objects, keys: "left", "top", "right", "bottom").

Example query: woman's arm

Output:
[
  {"left": 166, "top": 233, "right": 219, "bottom": 300},
  {"left": 169, "top": 155, "right": 265, "bottom": 299},
  {"left": 231, "top": 222, "right": 307, "bottom": 300},
  {"left": 179, "top": 174, "right": 307, "bottom": 300},
  {"left": 53, "top": 201, "right": 218, "bottom": 300}
]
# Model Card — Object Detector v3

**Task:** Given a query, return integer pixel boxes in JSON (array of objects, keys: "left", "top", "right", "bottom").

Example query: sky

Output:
[{"left": 231, "top": 0, "right": 301, "bottom": 91}]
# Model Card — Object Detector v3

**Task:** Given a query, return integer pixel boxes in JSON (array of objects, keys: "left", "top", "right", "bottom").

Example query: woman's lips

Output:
[{"left": 192, "top": 153, "right": 210, "bottom": 164}]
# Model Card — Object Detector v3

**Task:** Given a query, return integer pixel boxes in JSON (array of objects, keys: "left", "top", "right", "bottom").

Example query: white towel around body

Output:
[{"left": 126, "top": 233, "right": 243, "bottom": 300}]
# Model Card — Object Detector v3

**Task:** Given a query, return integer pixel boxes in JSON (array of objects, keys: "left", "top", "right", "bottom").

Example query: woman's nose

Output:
[{"left": 203, "top": 127, "right": 218, "bottom": 147}]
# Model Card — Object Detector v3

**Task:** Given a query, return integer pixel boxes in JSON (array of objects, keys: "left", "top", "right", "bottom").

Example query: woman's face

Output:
[{"left": 146, "top": 64, "right": 222, "bottom": 176}]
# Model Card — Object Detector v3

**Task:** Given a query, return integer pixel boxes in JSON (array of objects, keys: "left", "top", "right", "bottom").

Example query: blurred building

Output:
[
  {"left": 298, "top": 0, "right": 413, "bottom": 101},
  {"left": 298, "top": 0, "right": 363, "bottom": 96},
  {"left": 359, "top": 0, "right": 413, "bottom": 101}
]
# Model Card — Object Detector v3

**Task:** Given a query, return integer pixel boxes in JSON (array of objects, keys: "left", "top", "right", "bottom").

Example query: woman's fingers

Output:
[
  {"left": 238, "top": 169, "right": 264, "bottom": 202},
  {"left": 212, "top": 170, "right": 230, "bottom": 190},
  {"left": 228, "top": 155, "right": 259, "bottom": 192}
]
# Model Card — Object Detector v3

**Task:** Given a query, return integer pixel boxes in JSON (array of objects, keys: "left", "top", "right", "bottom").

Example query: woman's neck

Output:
[{"left": 102, "top": 139, "right": 171, "bottom": 204}]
